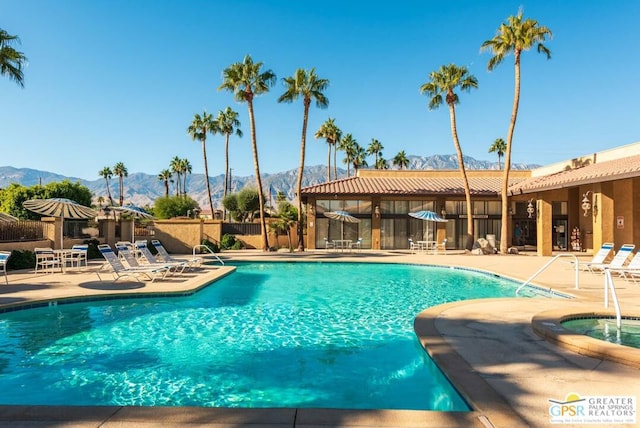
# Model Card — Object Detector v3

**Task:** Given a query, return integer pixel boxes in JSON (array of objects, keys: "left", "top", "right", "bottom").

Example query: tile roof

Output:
[
  {"left": 507, "top": 154, "right": 640, "bottom": 195},
  {"left": 301, "top": 175, "right": 527, "bottom": 197}
]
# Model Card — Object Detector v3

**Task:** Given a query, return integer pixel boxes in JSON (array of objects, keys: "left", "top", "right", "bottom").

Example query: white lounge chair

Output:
[
  {"left": 586, "top": 244, "right": 635, "bottom": 273},
  {"left": 151, "top": 239, "right": 201, "bottom": 270},
  {"left": 350, "top": 238, "right": 363, "bottom": 251},
  {"left": 0, "top": 251, "right": 10, "bottom": 284},
  {"left": 608, "top": 250, "right": 640, "bottom": 281},
  {"left": 576, "top": 242, "right": 614, "bottom": 272},
  {"left": 128, "top": 241, "right": 187, "bottom": 274},
  {"left": 97, "top": 244, "right": 169, "bottom": 283}
]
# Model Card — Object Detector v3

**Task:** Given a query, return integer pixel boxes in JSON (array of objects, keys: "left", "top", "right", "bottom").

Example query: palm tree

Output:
[
  {"left": 488, "top": 138, "right": 507, "bottom": 169},
  {"left": 112, "top": 162, "right": 128, "bottom": 206},
  {"left": 180, "top": 158, "right": 192, "bottom": 194},
  {"left": 338, "top": 133, "right": 357, "bottom": 177},
  {"left": 420, "top": 64, "right": 478, "bottom": 250},
  {"left": 170, "top": 156, "right": 182, "bottom": 196},
  {"left": 277, "top": 67, "right": 329, "bottom": 251},
  {"left": 219, "top": 54, "right": 276, "bottom": 251},
  {"left": 214, "top": 107, "right": 243, "bottom": 209},
  {"left": 352, "top": 143, "right": 368, "bottom": 172},
  {"left": 375, "top": 156, "right": 389, "bottom": 170},
  {"left": 367, "top": 138, "right": 384, "bottom": 167},
  {"left": 158, "top": 169, "right": 172, "bottom": 197},
  {"left": 187, "top": 112, "right": 217, "bottom": 218},
  {"left": 392, "top": 150, "right": 410, "bottom": 170},
  {"left": 98, "top": 166, "right": 114, "bottom": 205},
  {"left": 314, "top": 118, "right": 341, "bottom": 182},
  {"left": 482, "top": 9, "right": 552, "bottom": 253},
  {"left": 0, "top": 29, "right": 27, "bottom": 87}
]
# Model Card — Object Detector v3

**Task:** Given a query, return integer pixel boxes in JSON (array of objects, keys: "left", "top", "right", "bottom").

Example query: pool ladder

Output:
[{"left": 193, "top": 244, "right": 224, "bottom": 266}]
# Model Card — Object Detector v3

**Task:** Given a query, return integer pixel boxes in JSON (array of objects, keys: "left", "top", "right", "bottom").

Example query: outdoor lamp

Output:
[
  {"left": 582, "top": 191, "right": 592, "bottom": 216},
  {"left": 527, "top": 199, "right": 535, "bottom": 218},
  {"left": 374, "top": 205, "right": 380, "bottom": 218},
  {"left": 440, "top": 206, "right": 446, "bottom": 218}
]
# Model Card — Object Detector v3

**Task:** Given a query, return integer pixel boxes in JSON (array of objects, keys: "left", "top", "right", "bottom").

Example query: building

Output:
[{"left": 301, "top": 142, "right": 640, "bottom": 255}]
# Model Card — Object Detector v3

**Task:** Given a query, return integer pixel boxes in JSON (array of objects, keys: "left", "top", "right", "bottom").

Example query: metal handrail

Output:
[
  {"left": 603, "top": 268, "right": 622, "bottom": 329},
  {"left": 193, "top": 244, "right": 224, "bottom": 266},
  {"left": 516, "top": 254, "right": 579, "bottom": 296}
]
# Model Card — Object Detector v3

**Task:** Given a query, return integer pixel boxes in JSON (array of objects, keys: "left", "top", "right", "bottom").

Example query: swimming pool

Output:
[
  {"left": 0, "top": 262, "right": 543, "bottom": 410},
  {"left": 561, "top": 316, "right": 640, "bottom": 348}
]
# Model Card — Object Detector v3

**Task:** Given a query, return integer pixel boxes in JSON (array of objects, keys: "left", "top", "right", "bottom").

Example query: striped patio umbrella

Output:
[
  {"left": 0, "top": 212, "right": 19, "bottom": 223},
  {"left": 323, "top": 210, "right": 360, "bottom": 240},
  {"left": 111, "top": 204, "right": 154, "bottom": 242},
  {"left": 23, "top": 198, "right": 97, "bottom": 249},
  {"left": 408, "top": 210, "right": 448, "bottom": 242}
]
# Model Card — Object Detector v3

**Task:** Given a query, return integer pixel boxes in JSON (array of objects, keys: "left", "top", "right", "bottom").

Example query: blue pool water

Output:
[
  {"left": 562, "top": 317, "right": 640, "bottom": 348},
  {"left": 0, "top": 262, "right": 543, "bottom": 410}
]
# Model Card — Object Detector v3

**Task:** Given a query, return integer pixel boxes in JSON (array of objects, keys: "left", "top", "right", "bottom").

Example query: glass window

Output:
[
  {"left": 358, "top": 200, "right": 372, "bottom": 214},
  {"left": 553, "top": 201, "right": 568, "bottom": 215},
  {"left": 394, "top": 201, "right": 409, "bottom": 214},
  {"left": 380, "top": 218, "right": 394, "bottom": 249},
  {"left": 473, "top": 201, "right": 486, "bottom": 215},
  {"left": 316, "top": 200, "right": 331, "bottom": 214},
  {"left": 486, "top": 201, "right": 501, "bottom": 215},
  {"left": 379, "top": 200, "right": 393, "bottom": 214},
  {"left": 343, "top": 200, "right": 358, "bottom": 213}
]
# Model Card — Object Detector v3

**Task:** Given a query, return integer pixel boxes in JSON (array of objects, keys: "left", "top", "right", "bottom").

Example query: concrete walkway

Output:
[{"left": 0, "top": 250, "right": 638, "bottom": 427}]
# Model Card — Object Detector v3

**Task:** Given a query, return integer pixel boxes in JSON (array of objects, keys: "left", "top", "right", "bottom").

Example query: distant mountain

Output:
[{"left": 0, "top": 155, "right": 538, "bottom": 209}]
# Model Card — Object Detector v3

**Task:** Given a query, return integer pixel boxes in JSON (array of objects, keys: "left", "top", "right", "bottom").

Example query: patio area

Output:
[{"left": 0, "top": 250, "right": 638, "bottom": 427}]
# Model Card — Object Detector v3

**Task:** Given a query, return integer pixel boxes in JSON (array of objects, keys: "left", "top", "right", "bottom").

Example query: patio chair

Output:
[
  {"left": 607, "top": 250, "right": 640, "bottom": 281},
  {"left": 433, "top": 239, "right": 447, "bottom": 255},
  {"left": 97, "top": 244, "right": 170, "bottom": 283},
  {"left": 0, "top": 251, "right": 10, "bottom": 284},
  {"left": 409, "top": 238, "right": 418, "bottom": 253},
  {"left": 34, "top": 247, "right": 61, "bottom": 274},
  {"left": 151, "top": 239, "right": 201, "bottom": 270},
  {"left": 350, "top": 238, "right": 363, "bottom": 252},
  {"left": 324, "top": 238, "right": 335, "bottom": 250},
  {"left": 586, "top": 244, "right": 635, "bottom": 274},
  {"left": 68, "top": 244, "right": 88, "bottom": 269}
]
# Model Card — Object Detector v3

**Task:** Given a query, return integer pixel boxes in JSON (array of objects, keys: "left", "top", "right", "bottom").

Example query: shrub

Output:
[
  {"left": 7, "top": 250, "right": 35, "bottom": 270},
  {"left": 201, "top": 238, "right": 220, "bottom": 253},
  {"left": 220, "top": 234, "right": 237, "bottom": 250}
]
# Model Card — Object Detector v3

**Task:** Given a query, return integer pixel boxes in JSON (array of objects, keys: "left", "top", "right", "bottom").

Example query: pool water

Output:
[
  {"left": 562, "top": 317, "right": 640, "bottom": 348},
  {"left": 0, "top": 262, "right": 539, "bottom": 410}
]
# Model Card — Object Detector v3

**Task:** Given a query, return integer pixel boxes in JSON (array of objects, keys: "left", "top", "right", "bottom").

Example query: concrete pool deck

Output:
[{"left": 0, "top": 250, "right": 638, "bottom": 427}]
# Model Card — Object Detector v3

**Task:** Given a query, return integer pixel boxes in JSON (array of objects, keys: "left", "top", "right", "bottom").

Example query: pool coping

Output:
[{"left": 532, "top": 308, "right": 640, "bottom": 369}]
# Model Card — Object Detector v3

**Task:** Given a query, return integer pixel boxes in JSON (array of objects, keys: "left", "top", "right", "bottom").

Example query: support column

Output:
[
  {"left": 593, "top": 182, "right": 614, "bottom": 251},
  {"left": 536, "top": 197, "right": 553, "bottom": 256},
  {"left": 371, "top": 197, "right": 381, "bottom": 250}
]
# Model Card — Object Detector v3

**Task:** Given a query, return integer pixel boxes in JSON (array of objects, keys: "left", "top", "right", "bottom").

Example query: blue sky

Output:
[{"left": 2, "top": 0, "right": 639, "bottom": 180}]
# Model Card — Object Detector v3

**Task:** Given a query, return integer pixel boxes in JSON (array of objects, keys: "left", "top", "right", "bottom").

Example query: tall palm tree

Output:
[
  {"left": 352, "top": 143, "right": 368, "bottom": 172},
  {"left": 214, "top": 107, "right": 243, "bottom": 208},
  {"left": 314, "top": 118, "right": 341, "bottom": 182},
  {"left": 367, "top": 138, "right": 384, "bottom": 167},
  {"left": 180, "top": 158, "right": 192, "bottom": 195},
  {"left": 219, "top": 54, "right": 276, "bottom": 251},
  {"left": 338, "top": 133, "right": 357, "bottom": 177},
  {"left": 0, "top": 29, "right": 27, "bottom": 87},
  {"left": 187, "top": 112, "right": 217, "bottom": 218},
  {"left": 488, "top": 138, "right": 507, "bottom": 169},
  {"left": 392, "top": 150, "right": 410, "bottom": 170},
  {"left": 482, "top": 9, "right": 552, "bottom": 253},
  {"left": 170, "top": 156, "right": 182, "bottom": 196},
  {"left": 420, "top": 64, "right": 478, "bottom": 250},
  {"left": 112, "top": 162, "right": 128, "bottom": 206},
  {"left": 158, "top": 169, "right": 173, "bottom": 197},
  {"left": 277, "top": 67, "right": 329, "bottom": 251},
  {"left": 375, "top": 156, "right": 389, "bottom": 170},
  {"left": 98, "top": 166, "right": 114, "bottom": 206}
]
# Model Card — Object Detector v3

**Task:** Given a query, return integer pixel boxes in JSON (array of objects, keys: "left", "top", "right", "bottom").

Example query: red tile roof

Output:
[
  {"left": 301, "top": 175, "right": 527, "bottom": 197},
  {"left": 507, "top": 154, "right": 640, "bottom": 195}
]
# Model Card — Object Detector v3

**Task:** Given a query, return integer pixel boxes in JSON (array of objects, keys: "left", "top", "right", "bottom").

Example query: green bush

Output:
[
  {"left": 83, "top": 238, "right": 102, "bottom": 259},
  {"left": 7, "top": 250, "right": 35, "bottom": 270},
  {"left": 220, "top": 234, "right": 237, "bottom": 250},
  {"left": 201, "top": 238, "right": 220, "bottom": 253},
  {"left": 231, "top": 240, "right": 243, "bottom": 250}
]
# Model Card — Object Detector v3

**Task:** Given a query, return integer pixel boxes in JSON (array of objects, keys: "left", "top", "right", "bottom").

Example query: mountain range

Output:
[{"left": 0, "top": 154, "right": 538, "bottom": 210}]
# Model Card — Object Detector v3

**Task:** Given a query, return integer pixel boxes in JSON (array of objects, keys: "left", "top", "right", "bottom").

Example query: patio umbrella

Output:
[
  {"left": 0, "top": 212, "right": 18, "bottom": 223},
  {"left": 110, "top": 204, "right": 154, "bottom": 242},
  {"left": 23, "top": 198, "right": 97, "bottom": 249},
  {"left": 323, "top": 210, "right": 360, "bottom": 240},
  {"left": 408, "top": 210, "right": 448, "bottom": 242}
]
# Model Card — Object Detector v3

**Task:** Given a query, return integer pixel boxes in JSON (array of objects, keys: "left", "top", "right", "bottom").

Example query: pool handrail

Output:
[
  {"left": 516, "top": 254, "right": 579, "bottom": 296},
  {"left": 603, "top": 268, "right": 622, "bottom": 329},
  {"left": 193, "top": 244, "right": 224, "bottom": 266}
]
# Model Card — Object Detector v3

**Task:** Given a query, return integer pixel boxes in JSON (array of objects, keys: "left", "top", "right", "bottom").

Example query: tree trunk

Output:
[
  {"left": 224, "top": 133, "right": 230, "bottom": 221},
  {"left": 333, "top": 142, "right": 338, "bottom": 180},
  {"left": 327, "top": 144, "right": 331, "bottom": 182},
  {"left": 202, "top": 138, "right": 214, "bottom": 221},
  {"left": 296, "top": 99, "right": 310, "bottom": 251},
  {"left": 247, "top": 98, "right": 270, "bottom": 251},
  {"left": 500, "top": 51, "right": 521, "bottom": 254},
  {"left": 448, "top": 102, "right": 474, "bottom": 250}
]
